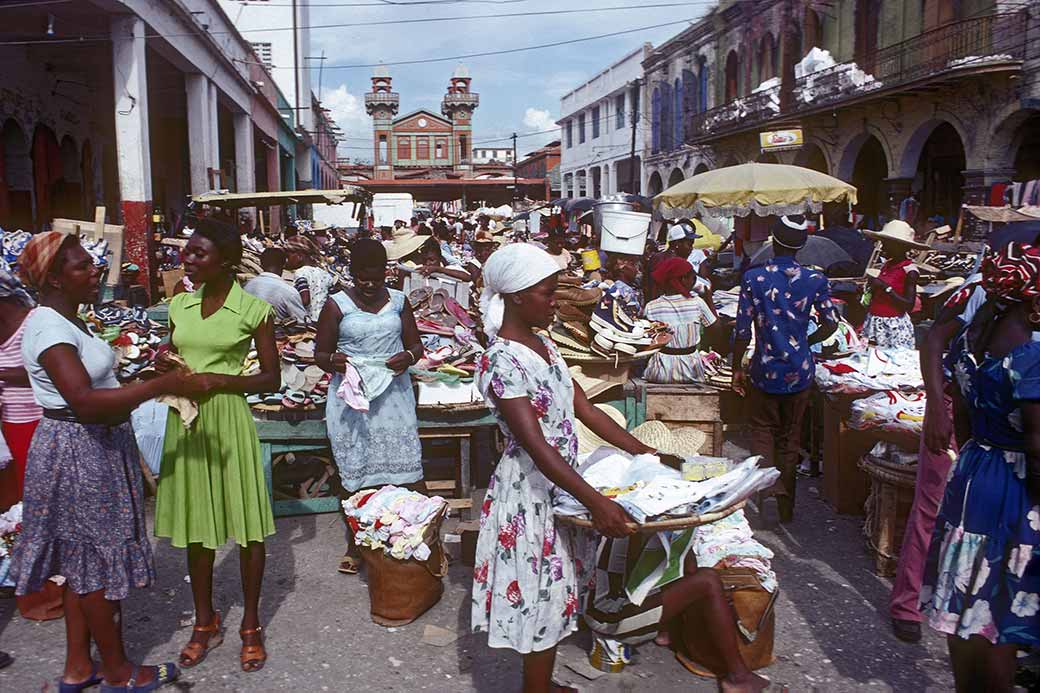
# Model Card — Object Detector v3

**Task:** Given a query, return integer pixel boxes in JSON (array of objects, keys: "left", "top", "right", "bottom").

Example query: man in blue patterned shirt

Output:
[{"left": 732, "top": 216, "right": 839, "bottom": 522}]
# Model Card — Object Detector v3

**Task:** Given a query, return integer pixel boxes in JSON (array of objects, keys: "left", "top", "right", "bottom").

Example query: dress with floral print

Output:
[
  {"left": 471, "top": 335, "right": 595, "bottom": 653},
  {"left": 921, "top": 334, "right": 1040, "bottom": 646}
]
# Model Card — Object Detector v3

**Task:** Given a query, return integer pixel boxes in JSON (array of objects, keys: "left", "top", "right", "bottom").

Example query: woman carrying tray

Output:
[{"left": 471, "top": 244, "right": 767, "bottom": 692}]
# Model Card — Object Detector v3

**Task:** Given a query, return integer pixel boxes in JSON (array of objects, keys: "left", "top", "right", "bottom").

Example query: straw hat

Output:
[
  {"left": 472, "top": 229, "right": 496, "bottom": 245},
  {"left": 385, "top": 228, "right": 429, "bottom": 261},
  {"left": 576, "top": 404, "right": 627, "bottom": 455},
  {"left": 864, "top": 220, "right": 931, "bottom": 250},
  {"left": 569, "top": 366, "right": 621, "bottom": 401},
  {"left": 629, "top": 420, "right": 708, "bottom": 458},
  {"left": 310, "top": 221, "right": 331, "bottom": 232}
]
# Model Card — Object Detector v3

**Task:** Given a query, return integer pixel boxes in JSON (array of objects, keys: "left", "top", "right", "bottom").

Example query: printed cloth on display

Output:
[
  {"left": 809, "top": 317, "right": 867, "bottom": 357},
  {"left": 342, "top": 486, "right": 447, "bottom": 561},
  {"left": 814, "top": 347, "right": 923, "bottom": 394},
  {"left": 849, "top": 390, "right": 927, "bottom": 434},
  {"left": 0, "top": 502, "right": 22, "bottom": 587}
]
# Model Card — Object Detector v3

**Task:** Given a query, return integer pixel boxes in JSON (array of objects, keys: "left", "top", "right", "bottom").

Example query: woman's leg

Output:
[
  {"left": 61, "top": 587, "right": 94, "bottom": 683},
  {"left": 69, "top": 590, "right": 157, "bottom": 686},
  {"left": 181, "top": 543, "right": 219, "bottom": 661},
  {"left": 239, "top": 540, "right": 266, "bottom": 632},
  {"left": 522, "top": 646, "right": 576, "bottom": 693}
]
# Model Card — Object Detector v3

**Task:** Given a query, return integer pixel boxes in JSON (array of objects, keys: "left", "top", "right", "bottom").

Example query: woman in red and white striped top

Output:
[{"left": 0, "top": 271, "right": 42, "bottom": 508}]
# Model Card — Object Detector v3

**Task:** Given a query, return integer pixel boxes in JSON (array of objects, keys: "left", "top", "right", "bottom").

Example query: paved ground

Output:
[{"left": 0, "top": 445, "right": 957, "bottom": 692}]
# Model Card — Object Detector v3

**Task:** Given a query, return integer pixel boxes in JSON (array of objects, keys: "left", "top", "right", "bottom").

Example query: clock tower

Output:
[
  {"left": 365, "top": 64, "right": 399, "bottom": 180},
  {"left": 441, "top": 64, "right": 479, "bottom": 171}
]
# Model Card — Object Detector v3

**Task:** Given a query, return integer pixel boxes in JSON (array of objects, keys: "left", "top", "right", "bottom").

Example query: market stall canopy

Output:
[
  {"left": 963, "top": 205, "right": 1040, "bottom": 223},
  {"left": 653, "top": 163, "right": 857, "bottom": 219},
  {"left": 190, "top": 187, "right": 371, "bottom": 209},
  {"left": 748, "top": 236, "right": 853, "bottom": 271}
]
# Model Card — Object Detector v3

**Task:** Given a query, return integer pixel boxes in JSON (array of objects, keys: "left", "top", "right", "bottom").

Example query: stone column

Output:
[
  {"left": 208, "top": 82, "right": 220, "bottom": 187},
  {"left": 111, "top": 15, "right": 155, "bottom": 301},
  {"left": 233, "top": 112, "right": 256, "bottom": 228},
  {"left": 185, "top": 74, "right": 211, "bottom": 195}
]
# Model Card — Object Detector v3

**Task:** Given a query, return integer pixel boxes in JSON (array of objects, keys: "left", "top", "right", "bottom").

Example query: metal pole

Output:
[
  {"left": 512, "top": 132, "right": 518, "bottom": 204},
  {"left": 629, "top": 79, "right": 639, "bottom": 193}
]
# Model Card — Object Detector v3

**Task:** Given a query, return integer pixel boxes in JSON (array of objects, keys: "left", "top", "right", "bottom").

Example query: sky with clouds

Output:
[{"left": 282, "top": 0, "right": 711, "bottom": 163}]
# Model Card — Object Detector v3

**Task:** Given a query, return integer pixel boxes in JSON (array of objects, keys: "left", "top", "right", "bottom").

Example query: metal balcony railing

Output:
[{"left": 685, "top": 10, "right": 1029, "bottom": 142}]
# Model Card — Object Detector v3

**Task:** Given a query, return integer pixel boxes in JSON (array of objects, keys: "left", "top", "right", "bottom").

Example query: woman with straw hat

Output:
[{"left": 862, "top": 220, "right": 928, "bottom": 350}]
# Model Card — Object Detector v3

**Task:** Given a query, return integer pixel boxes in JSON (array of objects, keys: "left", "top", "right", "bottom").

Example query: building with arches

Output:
[
  {"left": 638, "top": 0, "right": 1039, "bottom": 239},
  {"left": 558, "top": 44, "right": 651, "bottom": 199}
]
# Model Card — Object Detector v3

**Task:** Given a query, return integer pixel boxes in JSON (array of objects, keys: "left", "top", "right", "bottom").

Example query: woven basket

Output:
[
  {"left": 555, "top": 501, "right": 744, "bottom": 533},
  {"left": 859, "top": 456, "right": 917, "bottom": 577}
]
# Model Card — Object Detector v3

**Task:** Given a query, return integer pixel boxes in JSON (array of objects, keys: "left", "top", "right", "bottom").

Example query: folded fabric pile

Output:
[
  {"left": 849, "top": 390, "right": 926, "bottom": 434},
  {"left": 554, "top": 450, "right": 778, "bottom": 523},
  {"left": 815, "top": 347, "right": 923, "bottom": 394},
  {"left": 690, "top": 509, "right": 777, "bottom": 593},
  {"left": 712, "top": 288, "right": 741, "bottom": 320},
  {"left": 408, "top": 286, "right": 483, "bottom": 383},
  {"left": 866, "top": 440, "right": 920, "bottom": 467},
  {"left": 810, "top": 318, "right": 867, "bottom": 358},
  {"left": 0, "top": 228, "right": 31, "bottom": 272},
  {"left": 248, "top": 321, "right": 330, "bottom": 412},
  {"left": 342, "top": 486, "right": 447, "bottom": 561}
]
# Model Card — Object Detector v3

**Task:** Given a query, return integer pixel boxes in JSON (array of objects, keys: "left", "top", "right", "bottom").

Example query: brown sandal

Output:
[
  {"left": 179, "top": 611, "right": 224, "bottom": 668},
  {"left": 239, "top": 626, "right": 267, "bottom": 672}
]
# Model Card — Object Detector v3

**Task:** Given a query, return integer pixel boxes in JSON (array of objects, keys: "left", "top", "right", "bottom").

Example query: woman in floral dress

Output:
[
  {"left": 921, "top": 242, "right": 1040, "bottom": 691},
  {"left": 472, "top": 244, "right": 661, "bottom": 692}
]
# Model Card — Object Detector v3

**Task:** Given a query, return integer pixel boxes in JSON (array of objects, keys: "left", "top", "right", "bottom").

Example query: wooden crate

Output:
[{"left": 632, "top": 379, "right": 723, "bottom": 456}]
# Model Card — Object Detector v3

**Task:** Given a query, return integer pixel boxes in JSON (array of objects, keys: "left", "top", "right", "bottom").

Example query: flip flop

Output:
[
  {"left": 338, "top": 554, "right": 359, "bottom": 574},
  {"left": 58, "top": 661, "right": 102, "bottom": 692}
]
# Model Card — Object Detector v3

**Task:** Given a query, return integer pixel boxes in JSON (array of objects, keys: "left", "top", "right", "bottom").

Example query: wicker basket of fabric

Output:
[{"left": 859, "top": 455, "right": 917, "bottom": 577}]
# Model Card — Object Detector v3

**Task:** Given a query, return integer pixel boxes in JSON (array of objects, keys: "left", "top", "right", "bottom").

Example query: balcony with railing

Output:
[
  {"left": 442, "top": 92, "right": 480, "bottom": 110},
  {"left": 686, "top": 11, "right": 1029, "bottom": 143},
  {"left": 364, "top": 91, "right": 400, "bottom": 113}
]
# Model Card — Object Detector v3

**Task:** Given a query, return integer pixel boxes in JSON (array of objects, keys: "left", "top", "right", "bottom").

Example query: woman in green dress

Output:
[{"left": 154, "top": 219, "right": 281, "bottom": 673}]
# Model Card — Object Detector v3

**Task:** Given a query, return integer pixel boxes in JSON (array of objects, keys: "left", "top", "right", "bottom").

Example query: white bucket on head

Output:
[{"left": 599, "top": 208, "right": 651, "bottom": 255}]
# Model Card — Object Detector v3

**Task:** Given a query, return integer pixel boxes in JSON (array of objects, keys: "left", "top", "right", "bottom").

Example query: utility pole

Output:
[
  {"left": 629, "top": 78, "right": 640, "bottom": 194},
  {"left": 512, "top": 132, "right": 518, "bottom": 205}
]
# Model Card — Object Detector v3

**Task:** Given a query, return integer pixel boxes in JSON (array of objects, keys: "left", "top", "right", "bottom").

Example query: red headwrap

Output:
[
  {"left": 981, "top": 242, "right": 1040, "bottom": 303},
  {"left": 18, "top": 231, "right": 66, "bottom": 290},
  {"left": 651, "top": 256, "right": 694, "bottom": 298}
]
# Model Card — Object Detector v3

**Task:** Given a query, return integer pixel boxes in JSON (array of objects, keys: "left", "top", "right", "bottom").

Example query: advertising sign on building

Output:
[{"left": 759, "top": 129, "right": 804, "bottom": 153}]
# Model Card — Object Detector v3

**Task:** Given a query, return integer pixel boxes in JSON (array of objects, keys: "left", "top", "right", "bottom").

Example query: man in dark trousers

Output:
[{"left": 732, "top": 216, "right": 838, "bottom": 522}]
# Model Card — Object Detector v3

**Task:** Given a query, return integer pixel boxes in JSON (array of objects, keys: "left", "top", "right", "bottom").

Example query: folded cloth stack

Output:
[
  {"left": 810, "top": 318, "right": 867, "bottom": 358},
  {"left": 342, "top": 486, "right": 447, "bottom": 561},
  {"left": 700, "top": 351, "right": 733, "bottom": 390},
  {"left": 848, "top": 389, "right": 926, "bottom": 434},
  {"left": 920, "top": 251, "right": 976, "bottom": 276},
  {"left": 814, "top": 347, "right": 923, "bottom": 394},
  {"left": 690, "top": 509, "right": 777, "bottom": 593},
  {"left": 712, "top": 288, "right": 741, "bottom": 320},
  {"left": 553, "top": 449, "right": 779, "bottom": 524}
]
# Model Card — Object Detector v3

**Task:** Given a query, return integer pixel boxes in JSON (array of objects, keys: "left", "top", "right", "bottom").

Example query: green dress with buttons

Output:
[{"left": 155, "top": 282, "right": 276, "bottom": 549}]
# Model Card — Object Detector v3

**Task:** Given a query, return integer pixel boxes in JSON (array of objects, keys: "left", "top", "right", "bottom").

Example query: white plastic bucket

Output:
[{"left": 599, "top": 208, "right": 651, "bottom": 255}]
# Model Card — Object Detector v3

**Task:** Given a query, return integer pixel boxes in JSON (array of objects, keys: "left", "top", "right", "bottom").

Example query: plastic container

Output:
[
  {"left": 581, "top": 249, "right": 602, "bottom": 271},
  {"left": 592, "top": 200, "right": 635, "bottom": 232},
  {"left": 599, "top": 208, "right": 651, "bottom": 255}
]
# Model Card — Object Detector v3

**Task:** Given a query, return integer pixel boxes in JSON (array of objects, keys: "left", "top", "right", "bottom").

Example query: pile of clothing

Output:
[
  {"left": 0, "top": 502, "right": 22, "bottom": 587},
  {"left": 342, "top": 486, "right": 447, "bottom": 561},
  {"left": 809, "top": 318, "right": 867, "bottom": 358},
  {"left": 248, "top": 322, "right": 330, "bottom": 412},
  {"left": 814, "top": 347, "right": 923, "bottom": 394},
  {"left": 1, "top": 227, "right": 110, "bottom": 276},
  {"left": 82, "top": 303, "right": 169, "bottom": 382},
  {"left": 848, "top": 390, "right": 926, "bottom": 435},
  {"left": 865, "top": 440, "right": 919, "bottom": 467},
  {"left": 553, "top": 450, "right": 779, "bottom": 523},
  {"left": 712, "top": 287, "right": 741, "bottom": 320},
  {"left": 690, "top": 509, "right": 777, "bottom": 593}
]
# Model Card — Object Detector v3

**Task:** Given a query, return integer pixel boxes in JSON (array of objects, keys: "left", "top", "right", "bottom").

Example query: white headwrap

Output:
[{"left": 479, "top": 243, "right": 561, "bottom": 339}]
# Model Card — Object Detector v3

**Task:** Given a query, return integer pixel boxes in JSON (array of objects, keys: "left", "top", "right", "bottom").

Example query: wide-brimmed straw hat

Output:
[
  {"left": 576, "top": 404, "right": 627, "bottom": 455},
  {"left": 385, "top": 228, "right": 429, "bottom": 261},
  {"left": 629, "top": 420, "right": 708, "bottom": 458},
  {"left": 864, "top": 220, "right": 931, "bottom": 250},
  {"left": 569, "top": 366, "right": 621, "bottom": 401}
]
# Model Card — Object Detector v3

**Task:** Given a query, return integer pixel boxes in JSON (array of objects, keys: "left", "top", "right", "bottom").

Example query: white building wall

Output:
[{"left": 558, "top": 43, "right": 651, "bottom": 198}]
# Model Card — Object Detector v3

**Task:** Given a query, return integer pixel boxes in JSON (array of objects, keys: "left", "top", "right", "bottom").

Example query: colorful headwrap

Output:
[
  {"left": 18, "top": 231, "right": 66, "bottom": 290},
  {"left": 285, "top": 235, "right": 322, "bottom": 263},
  {"left": 980, "top": 242, "right": 1040, "bottom": 303},
  {"left": 651, "top": 256, "right": 694, "bottom": 298}
]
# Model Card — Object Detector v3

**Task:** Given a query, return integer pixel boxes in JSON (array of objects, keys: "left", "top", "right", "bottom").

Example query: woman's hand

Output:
[
  {"left": 330, "top": 352, "right": 349, "bottom": 373},
  {"left": 385, "top": 351, "right": 413, "bottom": 374},
  {"left": 163, "top": 372, "right": 223, "bottom": 400},
  {"left": 589, "top": 496, "right": 635, "bottom": 538}
]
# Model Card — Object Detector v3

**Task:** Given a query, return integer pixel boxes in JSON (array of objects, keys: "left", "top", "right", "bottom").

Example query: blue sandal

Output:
[
  {"left": 99, "top": 663, "right": 178, "bottom": 692},
  {"left": 58, "top": 661, "right": 103, "bottom": 691}
]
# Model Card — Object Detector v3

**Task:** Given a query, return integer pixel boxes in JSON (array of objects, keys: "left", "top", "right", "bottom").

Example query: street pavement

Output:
[{"left": 0, "top": 447, "right": 957, "bottom": 692}]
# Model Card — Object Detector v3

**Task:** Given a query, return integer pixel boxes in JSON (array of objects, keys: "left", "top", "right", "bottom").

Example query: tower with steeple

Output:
[
  {"left": 441, "top": 64, "right": 479, "bottom": 171},
  {"left": 365, "top": 64, "right": 399, "bottom": 180}
]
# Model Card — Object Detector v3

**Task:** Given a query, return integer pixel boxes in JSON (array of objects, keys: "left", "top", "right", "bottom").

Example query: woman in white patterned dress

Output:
[{"left": 472, "top": 244, "right": 662, "bottom": 692}]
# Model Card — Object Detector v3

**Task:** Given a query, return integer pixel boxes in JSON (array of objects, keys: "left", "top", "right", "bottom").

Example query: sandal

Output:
[
  {"left": 338, "top": 554, "right": 359, "bottom": 574},
  {"left": 99, "top": 663, "right": 178, "bottom": 692},
  {"left": 178, "top": 612, "right": 224, "bottom": 668},
  {"left": 239, "top": 627, "right": 267, "bottom": 673},
  {"left": 58, "top": 661, "right": 102, "bottom": 692}
]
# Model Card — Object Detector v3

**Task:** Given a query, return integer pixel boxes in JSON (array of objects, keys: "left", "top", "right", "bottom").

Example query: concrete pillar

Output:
[
  {"left": 208, "top": 82, "right": 220, "bottom": 187},
  {"left": 267, "top": 145, "right": 281, "bottom": 234},
  {"left": 111, "top": 15, "right": 155, "bottom": 301},
  {"left": 233, "top": 112, "right": 256, "bottom": 228},
  {"left": 185, "top": 74, "right": 211, "bottom": 194}
]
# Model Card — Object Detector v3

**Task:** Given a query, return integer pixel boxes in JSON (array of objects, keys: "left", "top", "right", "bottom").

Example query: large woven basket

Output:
[{"left": 859, "top": 455, "right": 917, "bottom": 577}]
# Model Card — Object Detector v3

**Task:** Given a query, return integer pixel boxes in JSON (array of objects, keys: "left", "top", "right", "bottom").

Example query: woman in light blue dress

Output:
[{"left": 316, "top": 239, "right": 423, "bottom": 573}]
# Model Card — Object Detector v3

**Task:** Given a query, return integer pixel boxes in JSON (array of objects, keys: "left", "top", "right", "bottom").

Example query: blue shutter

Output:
[
  {"left": 674, "top": 78, "right": 684, "bottom": 148},
  {"left": 652, "top": 87, "right": 661, "bottom": 154}
]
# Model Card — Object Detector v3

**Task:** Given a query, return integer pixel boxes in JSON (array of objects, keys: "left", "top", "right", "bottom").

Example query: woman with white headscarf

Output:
[{"left": 472, "top": 244, "right": 665, "bottom": 691}]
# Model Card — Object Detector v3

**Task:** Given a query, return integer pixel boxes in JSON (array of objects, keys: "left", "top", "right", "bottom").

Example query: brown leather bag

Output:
[{"left": 676, "top": 567, "right": 777, "bottom": 677}]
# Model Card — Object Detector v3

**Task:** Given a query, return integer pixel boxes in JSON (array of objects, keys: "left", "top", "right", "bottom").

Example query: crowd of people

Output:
[{"left": 0, "top": 201, "right": 1035, "bottom": 693}]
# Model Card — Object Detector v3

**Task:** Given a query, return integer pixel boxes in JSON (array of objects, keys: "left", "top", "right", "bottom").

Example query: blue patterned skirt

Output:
[{"left": 11, "top": 419, "right": 155, "bottom": 601}]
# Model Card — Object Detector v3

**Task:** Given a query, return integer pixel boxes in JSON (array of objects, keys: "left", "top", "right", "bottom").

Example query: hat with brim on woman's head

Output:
[
  {"left": 385, "top": 228, "right": 428, "bottom": 261},
  {"left": 864, "top": 220, "right": 931, "bottom": 250}
]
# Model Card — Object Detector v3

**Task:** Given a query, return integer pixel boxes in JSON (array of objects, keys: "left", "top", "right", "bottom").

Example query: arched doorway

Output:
[
  {"left": 1, "top": 119, "right": 32, "bottom": 229},
  {"left": 725, "top": 50, "right": 740, "bottom": 102},
  {"left": 648, "top": 171, "right": 664, "bottom": 197},
  {"left": 32, "top": 125, "right": 61, "bottom": 229},
  {"left": 914, "top": 122, "right": 965, "bottom": 224},
  {"left": 850, "top": 136, "right": 888, "bottom": 228},
  {"left": 694, "top": 163, "right": 709, "bottom": 176},
  {"left": 1012, "top": 113, "right": 1040, "bottom": 182},
  {"left": 667, "top": 168, "right": 685, "bottom": 189},
  {"left": 796, "top": 143, "right": 829, "bottom": 173},
  {"left": 56, "top": 135, "right": 82, "bottom": 219},
  {"left": 758, "top": 33, "right": 777, "bottom": 83}
]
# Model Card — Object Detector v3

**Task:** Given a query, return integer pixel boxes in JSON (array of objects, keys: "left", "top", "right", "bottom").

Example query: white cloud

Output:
[
  {"left": 320, "top": 84, "right": 373, "bottom": 160},
  {"left": 522, "top": 107, "right": 558, "bottom": 134}
]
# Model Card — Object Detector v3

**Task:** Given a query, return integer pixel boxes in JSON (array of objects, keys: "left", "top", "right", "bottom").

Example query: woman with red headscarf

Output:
[{"left": 643, "top": 257, "right": 717, "bottom": 384}]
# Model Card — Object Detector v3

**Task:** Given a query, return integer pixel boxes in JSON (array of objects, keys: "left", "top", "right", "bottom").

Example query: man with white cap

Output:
[
  {"left": 647, "top": 220, "right": 706, "bottom": 300},
  {"left": 732, "top": 216, "right": 839, "bottom": 523}
]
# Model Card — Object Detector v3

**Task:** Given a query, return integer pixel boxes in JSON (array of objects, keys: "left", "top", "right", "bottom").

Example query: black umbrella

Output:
[
  {"left": 563, "top": 198, "right": 597, "bottom": 214},
  {"left": 749, "top": 236, "right": 853, "bottom": 270}
]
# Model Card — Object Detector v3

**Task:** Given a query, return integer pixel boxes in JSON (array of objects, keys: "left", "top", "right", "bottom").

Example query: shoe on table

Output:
[{"left": 891, "top": 618, "right": 922, "bottom": 643}]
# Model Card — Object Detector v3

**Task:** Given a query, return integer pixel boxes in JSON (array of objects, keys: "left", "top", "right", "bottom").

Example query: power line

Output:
[
  {"left": 0, "top": 0, "right": 72, "bottom": 8},
  {"left": 228, "top": 0, "right": 532, "bottom": 5}
]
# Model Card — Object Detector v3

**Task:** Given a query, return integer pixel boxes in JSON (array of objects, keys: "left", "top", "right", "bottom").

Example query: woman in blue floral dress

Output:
[
  {"left": 921, "top": 242, "right": 1040, "bottom": 691},
  {"left": 471, "top": 244, "right": 670, "bottom": 692}
]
